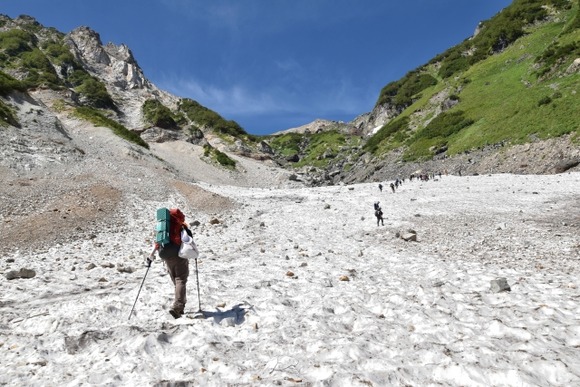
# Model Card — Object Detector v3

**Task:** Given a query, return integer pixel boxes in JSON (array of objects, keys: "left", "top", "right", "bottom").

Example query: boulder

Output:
[
  {"left": 490, "top": 277, "right": 511, "bottom": 293},
  {"left": 116, "top": 264, "right": 135, "bottom": 274},
  {"left": 286, "top": 154, "right": 299, "bottom": 163},
  {"left": 86, "top": 263, "right": 97, "bottom": 270},
  {"left": 5, "top": 268, "right": 36, "bottom": 280}
]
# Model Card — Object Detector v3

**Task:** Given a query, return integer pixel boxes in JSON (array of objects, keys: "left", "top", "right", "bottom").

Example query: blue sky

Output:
[{"left": 3, "top": 0, "right": 512, "bottom": 135}]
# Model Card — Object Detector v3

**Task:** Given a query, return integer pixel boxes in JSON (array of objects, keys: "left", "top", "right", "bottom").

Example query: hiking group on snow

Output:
[{"left": 141, "top": 174, "right": 449, "bottom": 319}]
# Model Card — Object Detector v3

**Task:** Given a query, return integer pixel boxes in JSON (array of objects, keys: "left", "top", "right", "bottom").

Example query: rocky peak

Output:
[
  {"left": 67, "top": 26, "right": 110, "bottom": 67},
  {"left": 350, "top": 103, "right": 399, "bottom": 137},
  {"left": 104, "top": 42, "right": 136, "bottom": 64},
  {"left": 65, "top": 26, "right": 152, "bottom": 91},
  {"left": 0, "top": 14, "right": 37, "bottom": 32},
  {"left": 63, "top": 25, "right": 180, "bottom": 128}
]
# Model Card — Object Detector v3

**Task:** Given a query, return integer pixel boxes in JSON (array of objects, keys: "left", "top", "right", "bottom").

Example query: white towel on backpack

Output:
[{"left": 178, "top": 230, "right": 199, "bottom": 259}]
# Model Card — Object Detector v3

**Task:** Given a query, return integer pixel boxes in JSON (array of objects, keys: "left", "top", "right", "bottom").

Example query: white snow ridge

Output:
[{"left": 1, "top": 171, "right": 580, "bottom": 386}]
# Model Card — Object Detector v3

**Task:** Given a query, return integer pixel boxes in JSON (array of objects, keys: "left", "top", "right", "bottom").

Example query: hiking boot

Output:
[{"left": 169, "top": 309, "right": 183, "bottom": 319}]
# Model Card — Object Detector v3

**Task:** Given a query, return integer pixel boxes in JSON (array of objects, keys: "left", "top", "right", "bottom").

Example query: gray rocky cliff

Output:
[{"left": 65, "top": 26, "right": 178, "bottom": 129}]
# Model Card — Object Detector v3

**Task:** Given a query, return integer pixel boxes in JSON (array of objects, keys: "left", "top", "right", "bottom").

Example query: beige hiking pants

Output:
[{"left": 164, "top": 255, "right": 189, "bottom": 312}]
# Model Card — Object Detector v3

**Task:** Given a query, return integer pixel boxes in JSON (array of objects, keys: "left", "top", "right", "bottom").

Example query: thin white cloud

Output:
[
  {"left": 159, "top": 75, "right": 287, "bottom": 116},
  {"left": 159, "top": 73, "right": 373, "bottom": 119}
]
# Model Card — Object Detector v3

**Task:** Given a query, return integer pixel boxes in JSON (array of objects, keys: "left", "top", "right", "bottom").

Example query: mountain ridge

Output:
[
  {"left": 1, "top": 1, "right": 579, "bottom": 188},
  {"left": 268, "top": 0, "right": 579, "bottom": 184}
]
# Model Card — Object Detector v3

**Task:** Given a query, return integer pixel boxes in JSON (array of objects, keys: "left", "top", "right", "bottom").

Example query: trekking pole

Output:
[
  {"left": 128, "top": 258, "right": 152, "bottom": 320},
  {"left": 194, "top": 256, "right": 202, "bottom": 313}
]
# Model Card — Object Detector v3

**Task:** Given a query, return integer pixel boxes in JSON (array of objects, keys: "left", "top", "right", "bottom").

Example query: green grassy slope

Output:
[{"left": 367, "top": 0, "right": 579, "bottom": 162}]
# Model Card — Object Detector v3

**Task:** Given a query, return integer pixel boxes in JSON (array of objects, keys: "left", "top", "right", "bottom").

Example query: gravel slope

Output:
[{"left": 0, "top": 106, "right": 299, "bottom": 254}]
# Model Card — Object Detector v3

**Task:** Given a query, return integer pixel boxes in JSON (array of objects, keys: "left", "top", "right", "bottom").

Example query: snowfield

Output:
[{"left": 1, "top": 171, "right": 579, "bottom": 386}]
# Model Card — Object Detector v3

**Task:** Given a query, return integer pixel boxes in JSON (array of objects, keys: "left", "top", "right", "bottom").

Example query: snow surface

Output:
[{"left": 1, "top": 173, "right": 579, "bottom": 386}]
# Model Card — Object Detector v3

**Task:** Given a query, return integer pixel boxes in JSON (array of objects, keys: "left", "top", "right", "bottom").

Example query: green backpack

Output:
[{"left": 155, "top": 207, "right": 171, "bottom": 246}]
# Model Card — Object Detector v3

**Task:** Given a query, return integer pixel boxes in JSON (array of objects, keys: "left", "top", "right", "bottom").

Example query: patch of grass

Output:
[
  {"left": 535, "top": 37, "right": 580, "bottom": 77},
  {"left": 403, "top": 111, "right": 474, "bottom": 161},
  {"left": 203, "top": 144, "right": 236, "bottom": 168},
  {"left": 269, "top": 130, "right": 360, "bottom": 168},
  {"left": 51, "top": 99, "right": 67, "bottom": 113},
  {"left": 538, "top": 96, "right": 552, "bottom": 106},
  {"left": 42, "top": 40, "right": 76, "bottom": 68},
  {"left": 0, "top": 70, "right": 27, "bottom": 96},
  {"left": 0, "top": 29, "right": 35, "bottom": 57},
  {"left": 294, "top": 130, "right": 354, "bottom": 168},
  {"left": 364, "top": 117, "right": 410, "bottom": 154},
  {"left": 142, "top": 99, "right": 177, "bottom": 129},
  {"left": 215, "top": 149, "right": 236, "bottom": 167},
  {"left": 418, "top": 111, "right": 474, "bottom": 140},
  {"left": 402, "top": 137, "right": 442, "bottom": 162},
  {"left": 73, "top": 106, "right": 149, "bottom": 149},
  {"left": 179, "top": 98, "right": 247, "bottom": 138},
  {"left": 74, "top": 77, "right": 115, "bottom": 109},
  {"left": 0, "top": 99, "right": 19, "bottom": 127},
  {"left": 0, "top": 30, "right": 64, "bottom": 89},
  {"left": 562, "top": 0, "right": 580, "bottom": 34},
  {"left": 376, "top": 70, "right": 437, "bottom": 110},
  {"left": 268, "top": 132, "right": 303, "bottom": 157},
  {"left": 20, "top": 48, "right": 60, "bottom": 88}
]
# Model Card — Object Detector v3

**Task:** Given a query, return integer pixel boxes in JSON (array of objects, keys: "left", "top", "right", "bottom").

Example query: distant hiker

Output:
[
  {"left": 375, "top": 207, "right": 384, "bottom": 226},
  {"left": 378, "top": 183, "right": 383, "bottom": 192},
  {"left": 390, "top": 182, "right": 395, "bottom": 193},
  {"left": 374, "top": 201, "right": 380, "bottom": 211},
  {"left": 148, "top": 208, "right": 197, "bottom": 319}
]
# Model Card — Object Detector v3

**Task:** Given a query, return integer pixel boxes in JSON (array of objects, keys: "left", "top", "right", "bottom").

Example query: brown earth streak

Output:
[{"left": 171, "top": 180, "right": 238, "bottom": 214}]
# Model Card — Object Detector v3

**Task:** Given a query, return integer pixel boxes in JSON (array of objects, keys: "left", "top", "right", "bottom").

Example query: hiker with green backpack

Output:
[{"left": 147, "top": 207, "right": 198, "bottom": 319}]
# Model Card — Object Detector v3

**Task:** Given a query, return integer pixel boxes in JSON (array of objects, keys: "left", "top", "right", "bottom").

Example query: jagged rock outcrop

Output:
[
  {"left": 66, "top": 26, "right": 150, "bottom": 91},
  {"left": 350, "top": 103, "right": 400, "bottom": 137},
  {"left": 65, "top": 26, "right": 179, "bottom": 129}
]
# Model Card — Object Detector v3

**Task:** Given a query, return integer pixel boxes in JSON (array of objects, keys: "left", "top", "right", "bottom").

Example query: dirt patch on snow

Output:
[
  {"left": 0, "top": 179, "right": 123, "bottom": 253},
  {"left": 171, "top": 180, "right": 238, "bottom": 214}
]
